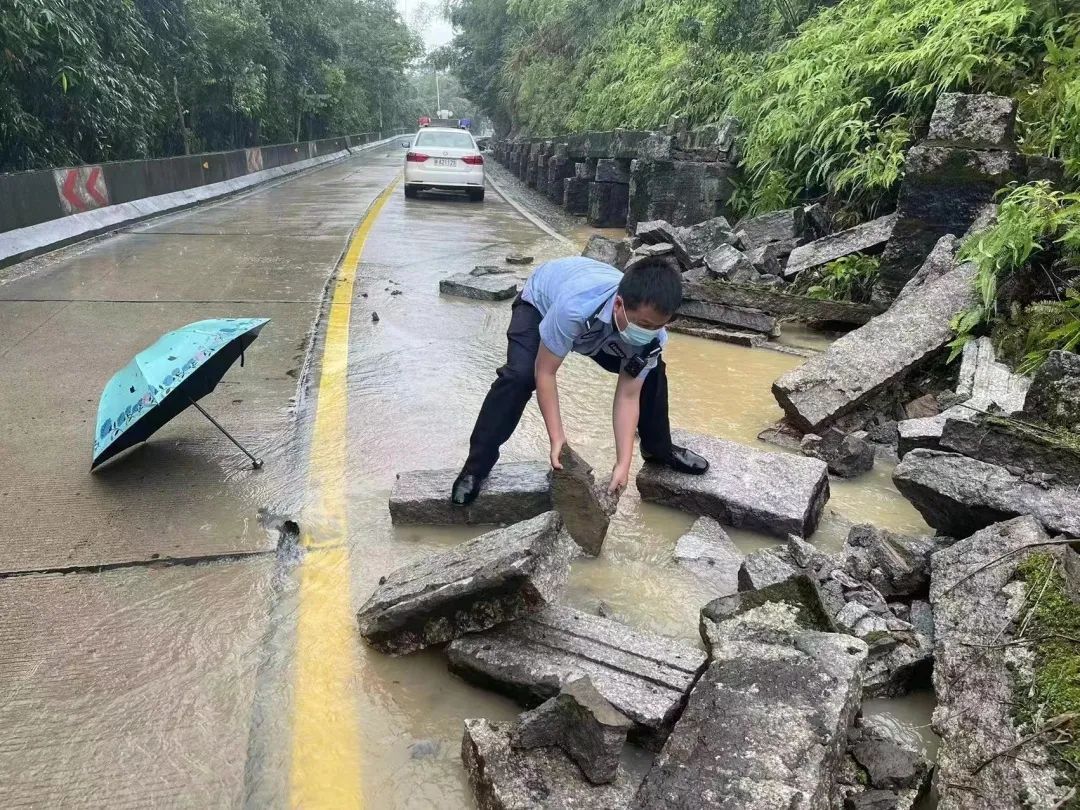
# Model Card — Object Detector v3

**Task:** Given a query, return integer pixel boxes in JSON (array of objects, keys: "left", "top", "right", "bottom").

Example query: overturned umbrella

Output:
[{"left": 91, "top": 318, "right": 270, "bottom": 470}]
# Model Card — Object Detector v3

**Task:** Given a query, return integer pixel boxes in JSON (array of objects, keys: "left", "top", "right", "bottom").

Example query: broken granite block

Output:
[
  {"left": 800, "top": 428, "right": 875, "bottom": 478},
  {"left": 440, "top": 273, "right": 519, "bottom": 301},
  {"left": 357, "top": 511, "right": 571, "bottom": 655},
  {"left": 746, "top": 240, "right": 797, "bottom": 275},
  {"left": 783, "top": 213, "right": 896, "bottom": 279},
  {"left": 563, "top": 176, "right": 591, "bottom": 215},
  {"left": 897, "top": 336, "right": 1030, "bottom": 455},
  {"left": 594, "top": 158, "right": 631, "bottom": 184},
  {"left": 941, "top": 414, "right": 1080, "bottom": 489},
  {"left": 863, "top": 627, "right": 933, "bottom": 698},
  {"left": 926, "top": 92, "right": 1017, "bottom": 150},
  {"left": 627, "top": 159, "right": 734, "bottom": 230},
  {"left": 704, "top": 244, "right": 752, "bottom": 279},
  {"left": 676, "top": 216, "right": 735, "bottom": 264},
  {"left": 842, "top": 524, "right": 939, "bottom": 599},
  {"left": 632, "top": 606, "right": 867, "bottom": 809},
  {"left": 634, "top": 219, "right": 694, "bottom": 268},
  {"left": 463, "top": 718, "right": 641, "bottom": 810},
  {"left": 389, "top": 461, "right": 551, "bottom": 525},
  {"left": 447, "top": 605, "right": 708, "bottom": 750},
  {"left": 772, "top": 261, "right": 977, "bottom": 433},
  {"left": 931, "top": 515, "right": 1072, "bottom": 809},
  {"left": 738, "top": 547, "right": 800, "bottom": 591},
  {"left": 636, "top": 429, "right": 831, "bottom": 539},
  {"left": 700, "top": 575, "right": 834, "bottom": 653},
  {"left": 551, "top": 445, "right": 619, "bottom": 556},
  {"left": 587, "top": 182, "right": 630, "bottom": 228},
  {"left": 676, "top": 298, "right": 779, "bottom": 334},
  {"left": 512, "top": 676, "right": 632, "bottom": 785},
  {"left": 674, "top": 517, "right": 743, "bottom": 596},
  {"left": 683, "top": 279, "right": 876, "bottom": 326},
  {"left": 1023, "top": 349, "right": 1080, "bottom": 432},
  {"left": 874, "top": 139, "right": 1023, "bottom": 304},
  {"left": 842, "top": 715, "right": 932, "bottom": 808},
  {"left": 734, "top": 207, "right": 806, "bottom": 250},
  {"left": 581, "top": 235, "right": 632, "bottom": 269},
  {"left": 893, "top": 449, "right": 1080, "bottom": 537}
]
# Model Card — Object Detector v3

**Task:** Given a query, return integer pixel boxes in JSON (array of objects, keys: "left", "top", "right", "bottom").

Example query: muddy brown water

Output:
[{"left": 230, "top": 174, "right": 941, "bottom": 807}]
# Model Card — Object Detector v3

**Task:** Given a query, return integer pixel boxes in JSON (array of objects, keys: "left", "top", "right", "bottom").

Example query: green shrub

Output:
[
  {"left": 797, "top": 254, "right": 881, "bottom": 303},
  {"left": 949, "top": 181, "right": 1080, "bottom": 362}
]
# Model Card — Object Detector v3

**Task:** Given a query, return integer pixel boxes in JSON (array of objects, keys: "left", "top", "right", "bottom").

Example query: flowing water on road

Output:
[
  {"left": 239, "top": 165, "right": 937, "bottom": 807},
  {"left": 0, "top": 146, "right": 935, "bottom": 808}
]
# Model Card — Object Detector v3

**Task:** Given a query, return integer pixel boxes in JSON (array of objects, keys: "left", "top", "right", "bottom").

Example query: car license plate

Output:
[{"left": 434, "top": 158, "right": 457, "bottom": 167}]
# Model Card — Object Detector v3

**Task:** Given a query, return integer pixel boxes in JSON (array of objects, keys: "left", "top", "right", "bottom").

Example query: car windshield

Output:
[{"left": 415, "top": 131, "right": 474, "bottom": 149}]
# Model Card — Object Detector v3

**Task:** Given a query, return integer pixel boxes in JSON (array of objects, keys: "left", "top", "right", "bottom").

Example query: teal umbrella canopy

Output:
[{"left": 92, "top": 318, "right": 269, "bottom": 469}]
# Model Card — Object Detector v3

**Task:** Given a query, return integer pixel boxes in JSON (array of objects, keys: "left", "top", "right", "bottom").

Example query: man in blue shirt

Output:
[{"left": 452, "top": 254, "right": 709, "bottom": 505}]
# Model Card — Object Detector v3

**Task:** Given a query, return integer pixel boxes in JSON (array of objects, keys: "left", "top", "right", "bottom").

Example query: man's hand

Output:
[
  {"left": 549, "top": 437, "right": 565, "bottom": 470},
  {"left": 608, "top": 462, "right": 631, "bottom": 494}
]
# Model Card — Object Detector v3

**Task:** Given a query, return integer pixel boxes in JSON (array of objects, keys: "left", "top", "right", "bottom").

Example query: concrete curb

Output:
[{"left": 0, "top": 136, "right": 401, "bottom": 269}]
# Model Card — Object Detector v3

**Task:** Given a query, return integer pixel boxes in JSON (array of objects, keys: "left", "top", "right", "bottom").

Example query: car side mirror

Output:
[{"left": 400, "top": 141, "right": 411, "bottom": 148}]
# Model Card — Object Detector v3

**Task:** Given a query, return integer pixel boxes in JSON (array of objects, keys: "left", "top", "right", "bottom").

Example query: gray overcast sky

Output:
[{"left": 397, "top": 0, "right": 454, "bottom": 49}]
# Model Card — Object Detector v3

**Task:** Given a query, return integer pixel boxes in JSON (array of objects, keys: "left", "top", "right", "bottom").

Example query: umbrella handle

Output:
[{"left": 189, "top": 399, "right": 263, "bottom": 469}]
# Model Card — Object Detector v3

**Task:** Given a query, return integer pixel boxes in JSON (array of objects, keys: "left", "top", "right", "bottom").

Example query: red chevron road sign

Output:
[{"left": 54, "top": 166, "right": 110, "bottom": 215}]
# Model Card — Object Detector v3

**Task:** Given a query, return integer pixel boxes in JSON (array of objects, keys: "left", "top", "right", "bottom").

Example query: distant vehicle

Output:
[{"left": 401, "top": 127, "right": 485, "bottom": 202}]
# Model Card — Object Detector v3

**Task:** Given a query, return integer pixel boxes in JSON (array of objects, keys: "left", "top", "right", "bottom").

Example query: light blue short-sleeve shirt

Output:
[{"left": 521, "top": 256, "right": 667, "bottom": 378}]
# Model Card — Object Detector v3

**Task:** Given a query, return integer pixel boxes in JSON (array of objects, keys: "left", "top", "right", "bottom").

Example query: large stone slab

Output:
[
  {"left": 389, "top": 461, "right": 551, "bottom": 525},
  {"left": 772, "top": 261, "right": 977, "bottom": 432},
  {"left": 587, "top": 182, "right": 630, "bottom": 228},
  {"left": 940, "top": 415, "right": 1080, "bottom": 489},
  {"left": 874, "top": 144, "right": 1023, "bottom": 304},
  {"left": 462, "top": 718, "right": 642, "bottom": 810},
  {"left": 677, "top": 296, "right": 779, "bottom": 335},
  {"left": 447, "top": 605, "right": 708, "bottom": 750},
  {"left": 551, "top": 444, "right": 619, "bottom": 556},
  {"left": 783, "top": 213, "right": 896, "bottom": 279},
  {"left": 930, "top": 516, "right": 1070, "bottom": 809},
  {"left": 357, "top": 511, "right": 571, "bottom": 655},
  {"left": 631, "top": 603, "right": 868, "bottom": 809},
  {"left": 685, "top": 279, "right": 876, "bottom": 326},
  {"left": 628, "top": 159, "right": 734, "bottom": 230},
  {"left": 673, "top": 516, "right": 743, "bottom": 596},
  {"left": 440, "top": 272, "right": 519, "bottom": 301},
  {"left": 563, "top": 176, "right": 591, "bottom": 215},
  {"left": 893, "top": 449, "right": 1080, "bottom": 538},
  {"left": 636, "top": 430, "right": 830, "bottom": 539},
  {"left": 734, "top": 207, "right": 805, "bottom": 250}
]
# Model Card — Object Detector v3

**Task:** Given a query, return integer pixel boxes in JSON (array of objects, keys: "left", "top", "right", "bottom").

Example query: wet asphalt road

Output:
[{"left": 0, "top": 142, "right": 570, "bottom": 807}]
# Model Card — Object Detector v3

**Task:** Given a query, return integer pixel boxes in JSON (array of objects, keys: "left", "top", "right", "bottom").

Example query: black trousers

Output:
[{"left": 464, "top": 298, "right": 673, "bottom": 476}]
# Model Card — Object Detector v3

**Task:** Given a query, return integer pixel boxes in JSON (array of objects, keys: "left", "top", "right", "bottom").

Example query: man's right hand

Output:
[{"left": 549, "top": 437, "right": 565, "bottom": 470}]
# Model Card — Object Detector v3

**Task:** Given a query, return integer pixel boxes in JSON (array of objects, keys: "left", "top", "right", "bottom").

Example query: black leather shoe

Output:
[
  {"left": 642, "top": 444, "right": 710, "bottom": 475},
  {"left": 451, "top": 470, "right": 486, "bottom": 505}
]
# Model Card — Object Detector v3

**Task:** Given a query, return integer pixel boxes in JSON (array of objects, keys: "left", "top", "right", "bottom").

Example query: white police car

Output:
[{"left": 402, "top": 127, "right": 485, "bottom": 202}]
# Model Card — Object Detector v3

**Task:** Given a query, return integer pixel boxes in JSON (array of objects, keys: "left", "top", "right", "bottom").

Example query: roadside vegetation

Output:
[
  {"left": 446, "top": 0, "right": 1079, "bottom": 217},
  {"left": 0, "top": 0, "right": 421, "bottom": 172}
]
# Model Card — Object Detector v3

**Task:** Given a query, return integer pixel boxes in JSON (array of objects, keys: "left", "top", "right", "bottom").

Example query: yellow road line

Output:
[{"left": 289, "top": 175, "right": 399, "bottom": 809}]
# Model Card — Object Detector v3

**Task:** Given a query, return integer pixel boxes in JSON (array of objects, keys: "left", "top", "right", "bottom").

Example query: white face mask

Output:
[{"left": 616, "top": 302, "right": 661, "bottom": 346}]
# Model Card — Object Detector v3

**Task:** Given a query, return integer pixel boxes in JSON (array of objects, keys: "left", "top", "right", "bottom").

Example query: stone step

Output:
[
  {"left": 635, "top": 429, "right": 830, "bottom": 539},
  {"left": 356, "top": 511, "right": 572, "bottom": 655},
  {"left": 389, "top": 461, "right": 551, "bottom": 525},
  {"left": 447, "top": 604, "right": 708, "bottom": 751}
]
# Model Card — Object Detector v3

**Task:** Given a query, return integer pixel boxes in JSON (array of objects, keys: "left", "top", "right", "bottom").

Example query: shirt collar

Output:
[{"left": 598, "top": 293, "right": 617, "bottom": 324}]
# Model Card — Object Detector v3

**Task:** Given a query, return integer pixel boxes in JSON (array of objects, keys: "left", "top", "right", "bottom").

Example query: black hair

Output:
[{"left": 617, "top": 256, "right": 683, "bottom": 316}]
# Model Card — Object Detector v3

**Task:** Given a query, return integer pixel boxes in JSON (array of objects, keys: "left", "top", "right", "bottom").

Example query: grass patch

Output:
[{"left": 1014, "top": 552, "right": 1080, "bottom": 795}]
